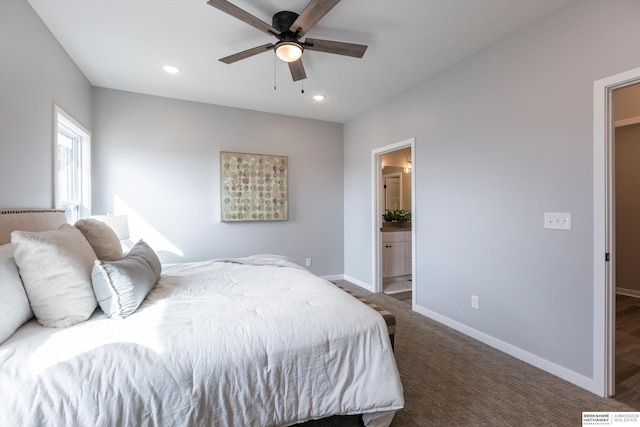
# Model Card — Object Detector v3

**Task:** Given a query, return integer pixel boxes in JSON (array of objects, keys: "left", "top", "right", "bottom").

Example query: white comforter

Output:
[{"left": 0, "top": 260, "right": 403, "bottom": 426}]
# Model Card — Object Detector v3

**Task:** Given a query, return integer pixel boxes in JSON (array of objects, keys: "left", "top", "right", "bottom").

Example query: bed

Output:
[{"left": 0, "top": 209, "right": 404, "bottom": 426}]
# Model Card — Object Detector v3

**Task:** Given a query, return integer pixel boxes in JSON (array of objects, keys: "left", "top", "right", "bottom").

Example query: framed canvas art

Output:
[{"left": 220, "top": 151, "right": 288, "bottom": 221}]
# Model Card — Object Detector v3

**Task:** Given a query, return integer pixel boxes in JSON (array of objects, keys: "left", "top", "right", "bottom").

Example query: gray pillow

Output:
[{"left": 91, "top": 240, "right": 161, "bottom": 319}]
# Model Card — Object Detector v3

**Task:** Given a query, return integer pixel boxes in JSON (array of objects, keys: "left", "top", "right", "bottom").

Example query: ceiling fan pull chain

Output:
[
  {"left": 301, "top": 79, "right": 304, "bottom": 94},
  {"left": 273, "top": 54, "right": 277, "bottom": 91}
]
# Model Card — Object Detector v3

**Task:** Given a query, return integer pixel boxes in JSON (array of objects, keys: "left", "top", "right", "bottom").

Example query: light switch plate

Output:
[{"left": 544, "top": 212, "right": 572, "bottom": 230}]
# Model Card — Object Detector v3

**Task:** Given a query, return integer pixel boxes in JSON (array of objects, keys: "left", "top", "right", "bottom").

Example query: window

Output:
[{"left": 55, "top": 106, "right": 91, "bottom": 223}]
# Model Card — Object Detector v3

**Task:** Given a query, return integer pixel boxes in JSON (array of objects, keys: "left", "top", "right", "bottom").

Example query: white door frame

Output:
[
  {"left": 593, "top": 66, "right": 640, "bottom": 397},
  {"left": 372, "top": 138, "right": 416, "bottom": 296}
]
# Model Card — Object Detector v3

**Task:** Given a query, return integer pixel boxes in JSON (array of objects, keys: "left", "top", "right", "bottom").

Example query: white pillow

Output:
[
  {"left": 0, "top": 244, "right": 33, "bottom": 343},
  {"left": 75, "top": 218, "right": 123, "bottom": 261},
  {"left": 11, "top": 224, "right": 98, "bottom": 328}
]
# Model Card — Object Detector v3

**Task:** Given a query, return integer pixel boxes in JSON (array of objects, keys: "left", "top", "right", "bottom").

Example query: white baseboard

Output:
[
  {"left": 341, "top": 275, "right": 375, "bottom": 292},
  {"left": 412, "top": 302, "right": 600, "bottom": 395},
  {"left": 616, "top": 287, "right": 640, "bottom": 298},
  {"left": 320, "top": 274, "right": 375, "bottom": 293},
  {"left": 321, "top": 274, "right": 345, "bottom": 281}
]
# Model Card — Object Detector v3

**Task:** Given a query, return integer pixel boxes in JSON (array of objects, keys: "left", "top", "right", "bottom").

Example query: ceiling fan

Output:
[{"left": 207, "top": 0, "right": 368, "bottom": 81}]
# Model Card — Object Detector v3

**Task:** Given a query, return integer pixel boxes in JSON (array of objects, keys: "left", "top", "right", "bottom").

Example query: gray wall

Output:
[
  {"left": 343, "top": 0, "right": 640, "bottom": 382},
  {"left": 0, "top": 0, "right": 92, "bottom": 208},
  {"left": 92, "top": 88, "right": 344, "bottom": 274}
]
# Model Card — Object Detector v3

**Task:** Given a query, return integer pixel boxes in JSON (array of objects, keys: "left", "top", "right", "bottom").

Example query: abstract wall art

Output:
[{"left": 220, "top": 151, "right": 288, "bottom": 221}]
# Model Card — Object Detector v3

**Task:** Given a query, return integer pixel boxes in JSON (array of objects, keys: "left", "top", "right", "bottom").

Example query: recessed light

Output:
[
  {"left": 163, "top": 65, "right": 180, "bottom": 74},
  {"left": 313, "top": 94, "right": 326, "bottom": 101}
]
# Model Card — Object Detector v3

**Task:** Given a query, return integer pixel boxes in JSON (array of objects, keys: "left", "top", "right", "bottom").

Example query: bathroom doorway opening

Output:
[{"left": 372, "top": 138, "right": 415, "bottom": 306}]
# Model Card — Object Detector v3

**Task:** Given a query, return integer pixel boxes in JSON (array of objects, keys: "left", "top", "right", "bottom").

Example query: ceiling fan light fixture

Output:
[{"left": 275, "top": 41, "right": 303, "bottom": 63}]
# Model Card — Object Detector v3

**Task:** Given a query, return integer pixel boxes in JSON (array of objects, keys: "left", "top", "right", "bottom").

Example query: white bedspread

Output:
[{"left": 0, "top": 260, "right": 403, "bottom": 426}]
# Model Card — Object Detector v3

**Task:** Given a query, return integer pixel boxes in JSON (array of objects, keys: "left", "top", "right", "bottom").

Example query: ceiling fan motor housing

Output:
[{"left": 272, "top": 11, "right": 299, "bottom": 38}]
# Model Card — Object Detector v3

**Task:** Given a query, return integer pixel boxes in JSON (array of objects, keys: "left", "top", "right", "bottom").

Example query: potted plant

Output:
[{"left": 383, "top": 209, "right": 412, "bottom": 226}]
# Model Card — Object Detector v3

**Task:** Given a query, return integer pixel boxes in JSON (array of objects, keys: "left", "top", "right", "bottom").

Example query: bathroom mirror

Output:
[{"left": 383, "top": 173, "right": 401, "bottom": 211}]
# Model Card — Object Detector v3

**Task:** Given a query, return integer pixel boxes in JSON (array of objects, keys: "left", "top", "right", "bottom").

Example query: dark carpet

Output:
[{"left": 298, "top": 280, "right": 634, "bottom": 426}]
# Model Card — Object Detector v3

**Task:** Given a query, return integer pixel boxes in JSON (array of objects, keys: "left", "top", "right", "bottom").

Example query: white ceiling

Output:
[{"left": 28, "top": 0, "right": 573, "bottom": 123}]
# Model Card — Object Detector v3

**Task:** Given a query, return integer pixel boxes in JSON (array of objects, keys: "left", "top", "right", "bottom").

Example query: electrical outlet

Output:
[
  {"left": 471, "top": 295, "right": 479, "bottom": 310},
  {"left": 305, "top": 258, "right": 312, "bottom": 267}
]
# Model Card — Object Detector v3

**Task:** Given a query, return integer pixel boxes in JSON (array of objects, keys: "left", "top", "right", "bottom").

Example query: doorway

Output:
[
  {"left": 611, "top": 82, "right": 640, "bottom": 407},
  {"left": 372, "top": 138, "right": 416, "bottom": 303},
  {"left": 593, "top": 67, "right": 640, "bottom": 398}
]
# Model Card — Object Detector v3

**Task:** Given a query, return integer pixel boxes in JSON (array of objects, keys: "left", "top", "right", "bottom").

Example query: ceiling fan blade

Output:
[
  {"left": 304, "top": 38, "right": 367, "bottom": 58},
  {"left": 290, "top": 0, "right": 340, "bottom": 37},
  {"left": 207, "top": 0, "right": 280, "bottom": 36},
  {"left": 219, "top": 43, "right": 274, "bottom": 64},
  {"left": 288, "top": 59, "right": 307, "bottom": 81}
]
